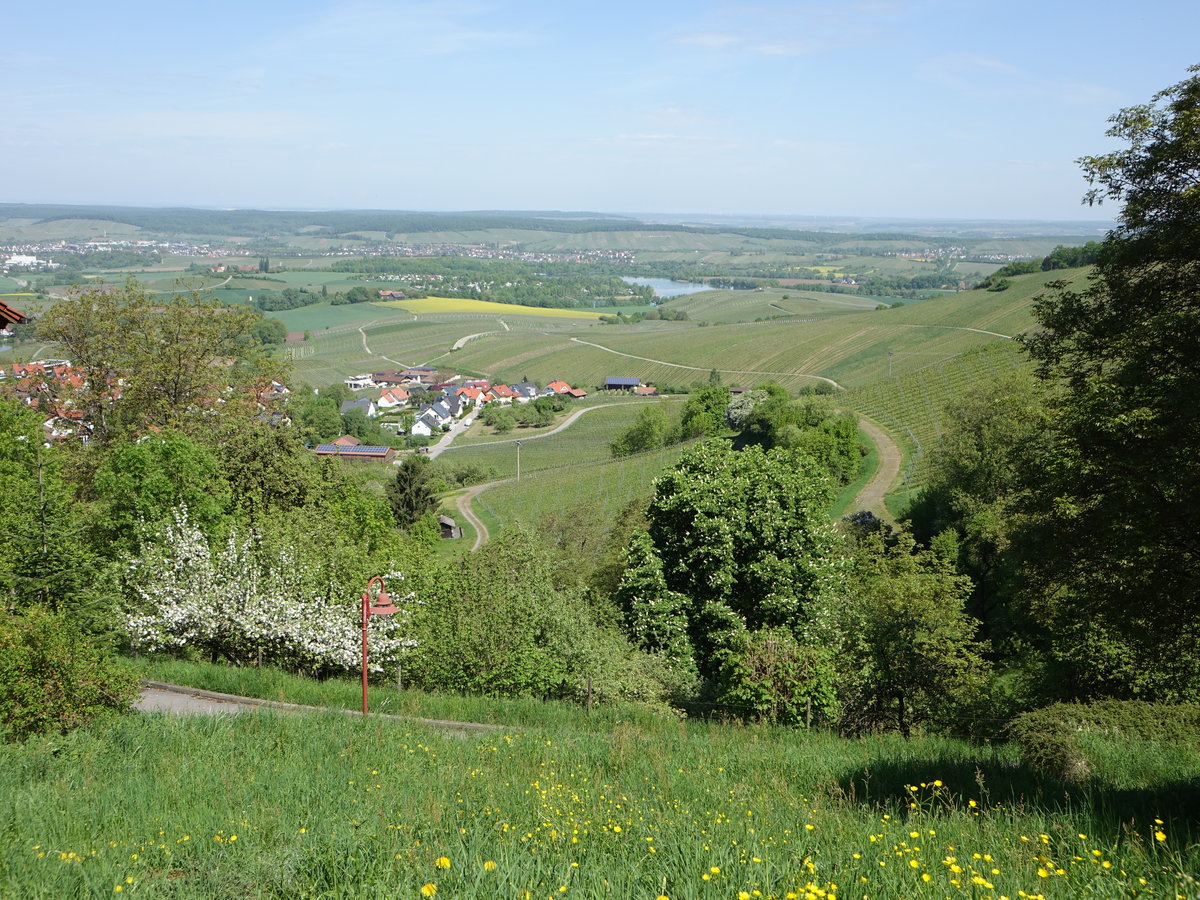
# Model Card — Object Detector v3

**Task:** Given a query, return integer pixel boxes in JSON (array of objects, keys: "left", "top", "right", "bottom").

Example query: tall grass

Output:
[{"left": 4, "top": 694, "right": 1196, "bottom": 898}]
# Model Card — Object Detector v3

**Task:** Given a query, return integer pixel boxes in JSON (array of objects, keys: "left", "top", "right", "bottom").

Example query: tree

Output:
[
  {"left": 1022, "top": 65, "right": 1200, "bottom": 700},
  {"left": 609, "top": 406, "right": 671, "bottom": 456},
  {"left": 643, "top": 441, "right": 839, "bottom": 678},
  {"left": 835, "top": 531, "right": 993, "bottom": 736},
  {"left": 386, "top": 455, "right": 439, "bottom": 528},
  {"left": 36, "top": 280, "right": 282, "bottom": 443}
]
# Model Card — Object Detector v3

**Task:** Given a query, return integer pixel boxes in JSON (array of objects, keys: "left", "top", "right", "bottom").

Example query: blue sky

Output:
[{"left": 3, "top": 0, "right": 1197, "bottom": 220}]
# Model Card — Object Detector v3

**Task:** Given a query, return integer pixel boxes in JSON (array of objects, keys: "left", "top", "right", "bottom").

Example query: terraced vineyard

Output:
[
  {"left": 474, "top": 441, "right": 694, "bottom": 536},
  {"left": 841, "top": 340, "right": 1031, "bottom": 507}
]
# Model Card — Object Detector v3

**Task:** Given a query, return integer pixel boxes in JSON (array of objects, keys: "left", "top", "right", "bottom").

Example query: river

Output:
[{"left": 620, "top": 277, "right": 712, "bottom": 298}]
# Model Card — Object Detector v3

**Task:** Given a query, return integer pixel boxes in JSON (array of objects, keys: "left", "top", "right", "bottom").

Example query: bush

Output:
[
  {"left": 1009, "top": 700, "right": 1200, "bottom": 781},
  {"left": 0, "top": 606, "right": 140, "bottom": 741}
]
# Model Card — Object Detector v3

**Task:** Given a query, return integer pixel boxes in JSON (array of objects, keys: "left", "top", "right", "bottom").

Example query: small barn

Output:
[
  {"left": 604, "top": 376, "right": 641, "bottom": 390},
  {"left": 438, "top": 515, "right": 463, "bottom": 540}
]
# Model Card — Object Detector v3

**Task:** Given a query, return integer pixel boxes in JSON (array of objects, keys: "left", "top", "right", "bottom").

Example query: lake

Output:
[{"left": 621, "top": 277, "right": 712, "bottom": 298}]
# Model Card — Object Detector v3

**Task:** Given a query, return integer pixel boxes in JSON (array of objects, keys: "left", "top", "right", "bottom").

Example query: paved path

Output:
[
  {"left": 851, "top": 418, "right": 902, "bottom": 522},
  {"left": 568, "top": 337, "right": 845, "bottom": 390},
  {"left": 136, "top": 682, "right": 503, "bottom": 735}
]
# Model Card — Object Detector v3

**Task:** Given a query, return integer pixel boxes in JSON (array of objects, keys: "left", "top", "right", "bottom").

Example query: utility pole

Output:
[{"left": 515, "top": 440, "right": 522, "bottom": 481}]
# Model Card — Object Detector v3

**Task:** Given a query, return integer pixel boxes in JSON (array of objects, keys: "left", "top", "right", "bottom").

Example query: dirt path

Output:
[
  {"left": 455, "top": 481, "right": 500, "bottom": 551},
  {"left": 568, "top": 337, "right": 845, "bottom": 390},
  {"left": 357, "top": 325, "right": 407, "bottom": 367},
  {"left": 851, "top": 418, "right": 902, "bottom": 522},
  {"left": 136, "top": 682, "right": 503, "bottom": 734}
]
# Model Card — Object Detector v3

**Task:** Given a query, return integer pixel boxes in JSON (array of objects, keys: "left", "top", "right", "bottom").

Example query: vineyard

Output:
[{"left": 841, "top": 340, "right": 1031, "bottom": 505}]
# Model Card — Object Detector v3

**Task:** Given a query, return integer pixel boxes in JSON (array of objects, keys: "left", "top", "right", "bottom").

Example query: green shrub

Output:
[
  {"left": 1009, "top": 699, "right": 1200, "bottom": 781},
  {"left": 0, "top": 606, "right": 140, "bottom": 741}
]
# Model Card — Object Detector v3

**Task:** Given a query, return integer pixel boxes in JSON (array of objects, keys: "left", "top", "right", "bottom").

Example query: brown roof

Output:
[{"left": 0, "top": 300, "right": 29, "bottom": 327}]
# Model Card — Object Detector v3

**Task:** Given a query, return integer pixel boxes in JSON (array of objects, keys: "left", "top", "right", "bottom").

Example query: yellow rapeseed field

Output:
[{"left": 375, "top": 297, "right": 602, "bottom": 319}]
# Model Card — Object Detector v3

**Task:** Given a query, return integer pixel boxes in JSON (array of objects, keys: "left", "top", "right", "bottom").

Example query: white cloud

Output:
[
  {"left": 674, "top": 2, "right": 905, "bottom": 57},
  {"left": 918, "top": 52, "right": 1122, "bottom": 106}
]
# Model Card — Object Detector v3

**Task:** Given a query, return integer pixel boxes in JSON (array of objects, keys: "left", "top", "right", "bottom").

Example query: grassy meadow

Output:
[{"left": 4, "top": 668, "right": 1196, "bottom": 899}]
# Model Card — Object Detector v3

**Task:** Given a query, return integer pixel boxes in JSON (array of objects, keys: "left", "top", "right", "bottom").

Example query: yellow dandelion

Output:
[
  {"left": 1155, "top": 831, "right": 1167, "bottom": 842},
  {"left": 483, "top": 860, "right": 497, "bottom": 871},
  {"left": 434, "top": 856, "right": 451, "bottom": 869},
  {"left": 740, "top": 893, "right": 751, "bottom": 900},
  {"left": 420, "top": 883, "right": 437, "bottom": 897},
  {"left": 711, "top": 866, "right": 721, "bottom": 875}
]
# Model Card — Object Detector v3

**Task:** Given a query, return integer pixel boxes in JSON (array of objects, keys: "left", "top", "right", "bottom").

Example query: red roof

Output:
[{"left": 547, "top": 381, "right": 571, "bottom": 393}]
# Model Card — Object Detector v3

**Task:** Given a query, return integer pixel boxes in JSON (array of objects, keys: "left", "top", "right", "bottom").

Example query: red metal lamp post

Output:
[{"left": 361, "top": 575, "right": 398, "bottom": 715}]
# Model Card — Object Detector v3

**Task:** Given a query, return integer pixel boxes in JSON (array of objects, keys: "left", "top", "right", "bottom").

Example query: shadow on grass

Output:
[{"left": 834, "top": 752, "right": 1200, "bottom": 838}]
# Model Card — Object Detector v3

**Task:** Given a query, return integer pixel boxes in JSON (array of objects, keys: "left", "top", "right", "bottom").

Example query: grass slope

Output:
[{"left": 4, "top": 681, "right": 1195, "bottom": 898}]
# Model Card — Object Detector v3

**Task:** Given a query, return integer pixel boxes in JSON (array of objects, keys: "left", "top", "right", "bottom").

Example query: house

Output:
[
  {"left": 438, "top": 515, "right": 463, "bottom": 540},
  {"left": 312, "top": 442, "right": 396, "bottom": 463},
  {"left": 372, "top": 370, "right": 408, "bottom": 387},
  {"left": 489, "top": 384, "right": 517, "bottom": 404},
  {"left": 0, "top": 299, "right": 29, "bottom": 328},
  {"left": 377, "top": 387, "right": 410, "bottom": 409},
  {"left": 633, "top": 384, "right": 659, "bottom": 396},
  {"left": 340, "top": 398, "right": 378, "bottom": 418},
  {"left": 510, "top": 382, "right": 539, "bottom": 402},
  {"left": 344, "top": 373, "right": 376, "bottom": 390},
  {"left": 332, "top": 434, "right": 361, "bottom": 447},
  {"left": 605, "top": 376, "right": 641, "bottom": 390},
  {"left": 411, "top": 411, "right": 441, "bottom": 437},
  {"left": 565, "top": 387, "right": 588, "bottom": 399},
  {"left": 546, "top": 381, "right": 571, "bottom": 394},
  {"left": 455, "top": 386, "right": 484, "bottom": 407}
]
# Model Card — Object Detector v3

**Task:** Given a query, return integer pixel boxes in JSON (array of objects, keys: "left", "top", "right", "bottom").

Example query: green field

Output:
[{"left": 4, "top": 678, "right": 1195, "bottom": 899}]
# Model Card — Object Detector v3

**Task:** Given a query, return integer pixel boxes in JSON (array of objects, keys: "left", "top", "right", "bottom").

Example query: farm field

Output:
[
  {"left": 441, "top": 400, "right": 671, "bottom": 481},
  {"left": 666, "top": 287, "right": 879, "bottom": 323},
  {"left": 842, "top": 340, "right": 1031, "bottom": 509},
  {"left": 4, "top": 697, "right": 1195, "bottom": 899},
  {"left": 377, "top": 297, "right": 603, "bottom": 319}
]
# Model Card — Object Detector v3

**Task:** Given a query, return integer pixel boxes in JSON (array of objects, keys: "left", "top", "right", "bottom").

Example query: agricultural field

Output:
[
  {"left": 666, "top": 287, "right": 879, "bottom": 323},
  {"left": 842, "top": 340, "right": 1031, "bottom": 510},
  {"left": 377, "top": 297, "right": 603, "bottom": 320},
  {"left": 441, "top": 400, "right": 672, "bottom": 481}
]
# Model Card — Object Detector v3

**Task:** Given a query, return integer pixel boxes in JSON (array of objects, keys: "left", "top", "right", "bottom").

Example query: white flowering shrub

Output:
[{"left": 125, "top": 507, "right": 416, "bottom": 676}]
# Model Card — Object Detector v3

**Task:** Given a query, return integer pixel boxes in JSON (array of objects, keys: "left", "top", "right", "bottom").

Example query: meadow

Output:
[{"left": 4, "top": 681, "right": 1196, "bottom": 899}]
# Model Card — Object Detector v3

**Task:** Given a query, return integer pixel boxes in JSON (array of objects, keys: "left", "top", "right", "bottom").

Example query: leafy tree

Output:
[
  {"left": 715, "top": 628, "right": 840, "bottom": 727},
  {"left": 36, "top": 280, "right": 282, "bottom": 443},
  {"left": 645, "top": 441, "right": 838, "bottom": 678},
  {"left": 908, "top": 370, "right": 1051, "bottom": 638},
  {"left": 386, "top": 455, "right": 439, "bottom": 528},
  {"left": 609, "top": 406, "right": 672, "bottom": 456},
  {"left": 91, "top": 431, "right": 231, "bottom": 552},
  {"left": 1022, "top": 65, "right": 1200, "bottom": 700},
  {"left": 835, "top": 531, "right": 993, "bottom": 736},
  {"left": 678, "top": 385, "right": 729, "bottom": 438}
]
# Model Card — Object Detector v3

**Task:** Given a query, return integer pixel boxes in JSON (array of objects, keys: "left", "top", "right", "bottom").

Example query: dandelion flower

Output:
[
  {"left": 421, "top": 883, "right": 437, "bottom": 897},
  {"left": 434, "top": 856, "right": 451, "bottom": 869},
  {"left": 1155, "top": 831, "right": 1167, "bottom": 842},
  {"left": 483, "top": 860, "right": 497, "bottom": 871}
]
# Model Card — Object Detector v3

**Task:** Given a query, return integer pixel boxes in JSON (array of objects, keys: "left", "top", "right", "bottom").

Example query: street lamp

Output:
[{"left": 361, "top": 575, "right": 398, "bottom": 715}]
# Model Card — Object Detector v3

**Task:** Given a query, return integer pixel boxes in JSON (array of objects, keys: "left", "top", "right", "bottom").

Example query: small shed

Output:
[
  {"left": 604, "top": 376, "right": 641, "bottom": 390},
  {"left": 438, "top": 515, "right": 463, "bottom": 540}
]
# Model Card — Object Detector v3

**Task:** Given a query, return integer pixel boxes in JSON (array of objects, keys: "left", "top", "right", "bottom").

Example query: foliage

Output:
[
  {"left": 833, "top": 531, "right": 993, "bottom": 737},
  {"left": 0, "top": 606, "right": 139, "bottom": 741},
  {"left": 907, "top": 371, "right": 1052, "bottom": 638},
  {"left": 0, "top": 401, "right": 89, "bottom": 609},
  {"left": 386, "top": 455, "right": 439, "bottom": 528},
  {"left": 91, "top": 430, "right": 231, "bottom": 551},
  {"left": 614, "top": 530, "right": 694, "bottom": 667},
  {"left": 738, "top": 393, "right": 861, "bottom": 483},
  {"left": 407, "top": 531, "right": 676, "bottom": 706},
  {"left": 125, "top": 507, "right": 414, "bottom": 676},
  {"left": 35, "top": 280, "right": 284, "bottom": 443},
  {"left": 609, "top": 405, "right": 673, "bottom": 456},
  {"left": 1021, "top": 65, "right": 1200, "bottom": 701},
  {"left": 644, "top": 441, "right": 839, "bottom": 679},
  {"left": 1010, "top": 700, "right": 1200, "bottom": 782},
  {"left": 715, "top": 628, "right": 840, "bottom": 727}
]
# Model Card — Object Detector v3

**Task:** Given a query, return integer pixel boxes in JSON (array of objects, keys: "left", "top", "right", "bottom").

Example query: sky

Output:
[{"left": 3, "top": 0, "right": 1197, "bottom": 221}]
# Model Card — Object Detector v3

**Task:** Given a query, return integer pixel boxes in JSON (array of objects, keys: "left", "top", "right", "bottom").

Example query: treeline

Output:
[
  {"left": 253, "top": 285, "right": 375, "bottom": 311},
  {"left": 979, "top": 242, "right": 1103, "bottom": 290},
  {"left": 329, "top": 257, "right": 653, "bottom": 308}
]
